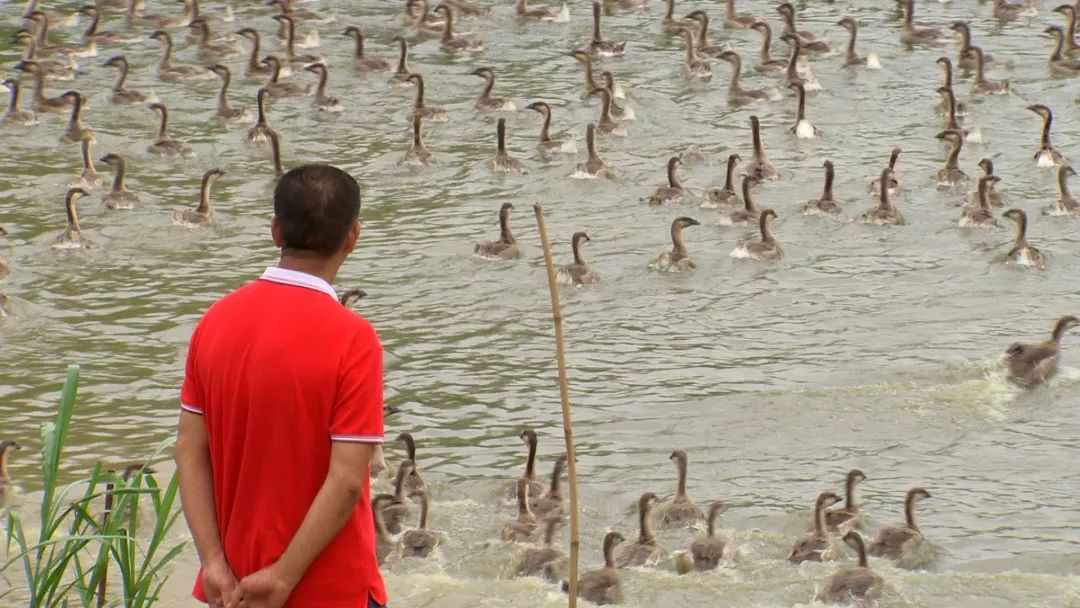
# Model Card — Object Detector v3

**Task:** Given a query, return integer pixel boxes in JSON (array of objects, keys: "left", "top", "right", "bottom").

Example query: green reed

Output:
[{"left": 2, "top": 365, "right": 188, "bottom": 607}]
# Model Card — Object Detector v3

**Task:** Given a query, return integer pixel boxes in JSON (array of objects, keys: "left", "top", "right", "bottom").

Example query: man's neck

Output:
[{"left": 277, "top": 253, "right": 340, "bottom": 286}]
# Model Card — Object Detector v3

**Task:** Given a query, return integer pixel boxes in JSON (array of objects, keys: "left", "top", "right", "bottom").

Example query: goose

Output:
[
  {"left": 475, "top": 203, "right": 519, "bottom": 259},
  {"left": 616, "top": 493, "right": 662, "bottom": 568},
  {"left": 587, "top": 87, "right": 625, "bottom": 136},
  {"left": 869, "top": 487, "right": 932, "bottom": 561},
  {"left": 817, "top": 532, "right": 884, "bottom": 604},
  {"left": 837, "top": 17, "right": 880, "bottom": 68},
  {"left": 378, "top": 460, "right": 415, "bottom": 535},
  {"left": 804, "top": 160, "right": 841, "bottom": 216},
  {"left": 25, "top": 11, "right": 89, "bottom": 57},
  {"left": 371, "top": 494, "right": 400, "bottom": 564},
  {"left": 406, "top": 73, "right": 447, "bottom": 122},
  {"left": 938, "top": 85, "right": 981, "bottom": 144},
  {"left": 950, "top": 22, "right": 998, "bottom": 71},
  {"left": 704, "top": 154, "right": 742, "bottom": 208},
  {"left": 273, "top": 14, "right": 324, "bottom": 66},
  {"left": 788, "top": 82, "right": 818, "bottom": 138},
  {"left": 660, "top": 0, "right": 695, "bottom": 34},
  {"left": 343, "top": 26, "right": 391, "bottom": 72},
  {"left": 776, "top": 2, "right": 828, "bottom": 54},
  {"left": 150, "top": 31, "right": 214, "bottom": 83},
  {"left": 69, "top": 134, "right": 103, "bottom": 189},
  {"left": 935, "top": 129, "right": 969, "bottom": 189},
  {"left": 517, "top": 518, "right": 566, "bottom": 580},
  {"left": 502, "top": 477, "right": 538, "bottom": 542},
  {"left": 744, "top": 115, "right": 777, "bottom": 180},
  {"left": 721, "top": 175, "right": 761, "bottom": 225},
  {"left": 968, "top": 158, "right": 1003, "bottom": 207},
  {"left": 749, "top": 21, "right": 788, "bottom": 73},
  {"left": 959, "top": 176, "right": 1000, "bottom": 228},
  {"left": 403, "top": 0, "right": 444, "bottom": 36},
  {"left": 574, "top": 123, "right": 610, "bottom": 179},
  {"left": 688, "top": 503, "right": 733, "bottom": 571},
  {"left": 471, "top": 67, "right": 514, "bottom": 111},
  {"left": 530, "top": 454, "right": 567, "bottom": 521},
  {"left": 11, "top": 35, "right": 77, "bottom": 80},
  {"left": 662, "top": 450, "right": 705, "bottom": 527},
  {"left": 401, "top": 113, "right": 436, "bottom": 166},
  {"left": 128, "top": 0, "right": 193, "bottom": 29},
  {"left": 1005, "top": 315, "right": 1079, "bottom": 386},
  {"left": 173, "top": 169, "right": 224, "bottom": 227},
  {"left": 646, "top": 157, "right": 689, "bottom": 205},
  {"left": 339, "top": 289, "right": 367, "bottom": 308},
  {"left": 246, "top": 88, "right": 278, "bottom": 144},
  {"left": 236, "top": 28, "right": 273, "bottom": 76},
  {"left": 267, "top": 0, "right": 327, "bottom": 24},
  {"left": 994, "top": 0, "right": 1028, "bottom": 22},
  {"left": 675, "top": 27, "right": 711, "bottom": 80},
  {"left": 1, "top": 78, "right": 36, "bottom": 125},
  {"left": 207, "top": 65, "right": 251, "bottom": 122},
  {"left": 600, "top": 72, "right": 634, "bottom": 120},
  {"left": 1043, "top": 165, "right": 1079, "bottom": 215},
  {"left": 732, "top": 209, "right": 782, "bottom": 260},
  {"left": 1053, "top": 4, "right": 1080, "bottom": 56},
  {"left": 900, "top": 0, "right": 949, "bottom": 45},
  {"left": 825, "top": 470, "right": 866, "bottom": 534},
  {"left": 1045, "top": 26, "right": 1080, "bottom": 74},
  {"left": 268, "top": 130, "right": 285, "bottom": 181},
  {"left": 54, "top": 188, "right": 90, "bottom": 249},
  {"left": 396, "top": 432, "right": 425, "bottom": 494},
  {"left": 262, "top": 55, "right": 310, "bottom": 98},
  {"left": 966, "top": 46, "right": 1009, "bottom": 94},
  {"left": 779, "top": 33, "right": 820, "bottom": 90},
  {"left": 1002, "top": 209, "right": 1046, "bottom": 268},
  {"left": 568, "top": 50, "right": 602, "bottom": 92},
  {"left": 684, "top": 10, "right": 729, "bottom": 57},
  {"left": 525, "top": 101, "right": 576, "bottom": 154},
  {"left": 515, "top": 0, "right": 564, "bottom": 22},
  {"left": 101, "top": 153, "right": 140, "bottom": 209},
  {"left": 862, "top": 169, "right": 906, "bottom": 225},
  {"left": 147, "top": 103, "right": 191, "bottom": 157},
  {"left": 649, "top": 217, "right": 699, "bottom": 272},
  {"left": 446, "top": 0, "right": 490, "bottom": 17},
  {"left": 507, "top": 429, "right": 546, "bottom": 500},
  {"left": 401, "top": 490, "right": 439, "bottom": 558},
  {"left": 788, "top": 491, "right": 842, "bottom": 563},
  {"left": 723, "top": 0, "right": 757, "bottom": 29},
  {"left": 935, "top": 57, "right": 961, "bottom": 116},
  {"left": 492, "top": 118, "right": 525, "bottom": 173},
  {"left": 572, "top": 532, "right": 624, "bottom": 605},
  {"left": 13, "top": 61, "right": 72, "bottom": 112},
  {"left": 189, "top": 18, "right": 238, "bottom": 60},
  {"left": 0, "top": 441, "right": 22, "bottom": 501},
  {"left": 870, "top": 148, "right": 903, "bottom": 196},
  {"left": 1028, "top": 104, "right": 1066, "bottom": 167},
  {"left": 433, "top": 4, "right": 484, "bottom": 53},
  {"left": 590, "top": 1, "right": 626, "bottom": 56},
  {"left": 305, "top": 63, "right": 340, "bottom": 111},
  {"left": 557, "top": 231, "right": 596, "bottom": 284},
  {"left": 60, "top": 90, "right": 89, "bottom": 144},
  {"left": 103, "top": 56, "right": 148, "bottom": 105}
]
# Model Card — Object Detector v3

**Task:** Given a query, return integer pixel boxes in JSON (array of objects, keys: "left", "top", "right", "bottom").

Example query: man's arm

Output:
[
  {"left": 175, "top": 410, "right": 237, "bottom": 607},
  {"left": 236, "top": 441, "right": 373, "bottom": 608}
]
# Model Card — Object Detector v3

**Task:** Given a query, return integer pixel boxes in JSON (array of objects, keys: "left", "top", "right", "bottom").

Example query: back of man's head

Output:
[{"left": 274, "top": 164, "right": 361, "bottom": 257}]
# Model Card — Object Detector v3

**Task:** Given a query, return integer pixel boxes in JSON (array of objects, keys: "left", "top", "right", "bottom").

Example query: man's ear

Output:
[
  {"left": 342, "top": 220, "right": 361, "bottom": 254},
  {"left": 270, "top": 215, "right": 284, "bottom": 248}
]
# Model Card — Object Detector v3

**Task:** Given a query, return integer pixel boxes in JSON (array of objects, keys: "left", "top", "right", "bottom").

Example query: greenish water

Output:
[{"left": 1, "top": 0, "right": 1079, "bottom": 606}]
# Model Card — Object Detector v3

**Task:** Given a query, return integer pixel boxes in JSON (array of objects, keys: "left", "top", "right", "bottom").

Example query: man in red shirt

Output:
[{"left": 175, "top": 164, "right": 387, "bottom": 608}]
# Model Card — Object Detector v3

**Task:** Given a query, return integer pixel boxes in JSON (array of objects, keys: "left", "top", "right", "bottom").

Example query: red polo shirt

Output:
[{"left": 180, "top": 266, "right": 387, "bottom": 607}]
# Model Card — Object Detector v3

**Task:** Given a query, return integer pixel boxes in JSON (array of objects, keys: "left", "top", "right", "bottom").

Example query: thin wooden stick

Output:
[
  {"left": 97, "top": 476, "right": 115, "bottom": 608},
  {"left": 532, "top": 202, "right": 579, "bottom": 608}
]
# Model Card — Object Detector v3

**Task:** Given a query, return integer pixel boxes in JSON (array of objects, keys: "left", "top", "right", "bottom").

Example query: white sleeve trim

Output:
[
  {"left": 331, "top": 434, "right": 384, "bottom": 444},
  {"left": 180, "top": 403, "right": 204, "bottom": 415}
]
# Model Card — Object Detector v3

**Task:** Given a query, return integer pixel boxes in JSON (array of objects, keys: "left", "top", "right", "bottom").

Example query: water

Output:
[{"left": 2, "top": 0, "right": 1079, "bottom": 605}]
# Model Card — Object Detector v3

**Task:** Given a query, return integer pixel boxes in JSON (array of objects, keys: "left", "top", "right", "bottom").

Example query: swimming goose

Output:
[
  {"left": 862, "top": 169, "right": 906, "bottom": 225},
  {"left": 263, "top": 55, "right": 310, "bottom": 98},
  {"left": 591, "top": 2, "right": 626, "bottom": 56},
  {"left": 0, "top": 441, "right": 22, "bottom": 500},
  {"left": 744, "top": 115, "right": 778, "bottom": 181},
  {"left": 1, "top": 78, "right": 36, "bottom": 125},
  {"left": 557, "top": 232, "right": 596, "bottom": 284},
  {"left": 207, "top": 65, "right": 251, "bottom": 122},
  {"left": 173, "top": 169, "right": 223, "bottom": 226},
  {"left": 515, "top": 0, "right": 562, "bottom": 21},
  {"left": 268, "top": 130, "right": 285, "bottom": 180},
  {"left": 101, "top": 153, "right": 139, "bottom": 209},
  {"left": 600, "top": 72, "right": 634, "bottom": 120},
  {"left": 817, "top": 532, "right": 884, "bottom": 605},
  {"left": 246, "top": 88, "right": 278, "bottom": 144},
  {"left": 54, "top": 188, "right": 90, "bottom": 249},
  {"left": 647, "top": 157, "right": 689, "bottom": 205},
  {"left": 673, "top": 26, "right": 711, "bottom": 80},
  {"left": 662, "top": 450, "right": 705, "bottom": 527},
  {"left": 406, "top": 73, "right": 447, "bottom": 122},
  {"left": 531, "top": 454, "right": 567, "bottom": 520},
  {"left": 1005, "top": 315, "right": 1079, "bottom": 386},
  {"left": 723, "top": 0, "right": 756, "bottom": 29},
  {"left": 649, "top": 216, "right": 699, "bottom": 272},
  {"left": 660, "top": 0, "right": 695, "bottom": 33},
  {"left": 433, "top": 4, "right": 484, "bottom": 52},
  {"left": 517, "top": 518, "right": 566, "bottom": 580},
  {"left": 575, "top": 124, "right": 610, "bottom": 179},
  {"left": 379, "top": 460, "right": 415, "bottom": 534},
  {"left": 950, "top": 22, "right": 997, "bottom": 71},
  {"left": 475, "top": 202, "right": 519, "bottom": 259},
  {"left": 616, "top": 492, "right": 662, "bottom": 567},
  {"left": 236, "top": 28, "right": 273, "bottom": 76},
  {"left": 397, "top": 432, "right": 425, "bottom": 493},
  {"left": 870, "top": 148, "right": 902, "bottom": 196},
  {"left": 837, "top": 17, "right": 880, "bottom": 68},
  {"left": 587, "top": 87, "right": 625, "bottom": 135},
  {"left": 1044, "top": 165, "right": 1079, "bottom": 215},
  {"left": 1045, "top": 26, "right": 1080, "bottom": 74},
  {"left": 60, "top": 91, "right": 88, "bottom": 144},
  {"left": 339, "top": 288, "right": 367, "bottom": 308},
  {"left": 492, "top": 118, "right": 525, "bottom": 173},
  {"left": 993, "top": 0, "right": 1027, "bottom": 22},
  {"left": 509, "top": 429, "right": 547, "bottom": 500},
  {"left": 371, "top": 494, "right": 400, "bottom": 564},
  {"left": 749, "top": 21, "right": 788, "bottom": 73},
  {"left": 722, "top": 175, "right": 761, "bottom": 225},
  {"left": 403, "top": 0, "right": 444, "bottom": 36},
  {"left": 150, "top": 31, "right": 214, "bottom": 83},
  {"left": 12, "top": 33, "right": 77, "bottom": 79},
  {"left": 779, "top": 33, "right": 819, "bottom": 90},
  {"left": 937, "top": 86, "right": 981, "bottom": 144},
  {"left": 935, "top": 129, "right": 969, "bottom": 189},
  {"left": 267, "top": 0, "right": 327, "bottom": 24},
  {"left": 959, "top": 176, "right": 1000, "bottom": 228},
  {"left": 825, "top": 470, "right": 866, "bottom": 534},
  {"left": 1053, "top": 4, "right": 1080, "bottom": 55},
  {"left": 446, "top": 0, "right": 490, "bottom": 17},
  {"left": 869, "top": 487, "right": 931, "bottom": 560},
  {"left": 401, "top": 490, "right": 439, "bottom": 558},
  {"left": 777, "top": 2, "right": 828, "bottom": 54},
  {"left": 24, "top": 11, "right": 85, "bottom": 57},
  {"left": 568, "top": 49, "right": 602, "bottom": 91},
  {"left": 189, "top": 18, "right": 238, "bottom": 60},
  {"left": 526, "top": 101, "right": 576, "bottom": 154},
  {"left": 967, "top": 159, "right": 1003, "bottom": 207},
  {"left": 1028, "top": 104, "right": 1066, "bottom": 167},
  {"left": 147, "top": 103, "right": 191, "bottom": 157},
  {"left": 472, "top": 67, "right": 514, "bottom": 111},
  {"left": 935, "top": 57, "right": 961, "bottom": 116},
  {"left": 502, "top": 477, "right": 538, "bottom": 542},
  {"left": 704, "top": 154, "right": 742, "bottom": 208},
  {"left": 273, "top": 14, "right": 324, "bottom": 66},
  {"left": 688, "top": 503, "right": 732, "bottom": 571},
  {"left": 732, "top": 209, "right": 782, "bottom": 260},
  {"left": 305, "top": 63, "right": 340, "bottom": 111},
  {"left": 103, "top": 56, "right": 148, "bottom": 105},
  {"left": 573, "top": 532, "right": 624, "bottom": 605},
  {"left": 22, "top": 0, "right": 79, "bottom": 27},
  {"left": 788, "top": 82, "right": 818, "bottom": 138},
  {"left": 684, "top": 11, "right": 729, "bottom": 57},
  {"left": 128, "top": 0, "right": 192, "bottom": 29},
  {"left": 401, "top": 113, "right": 436, "bottom": 166},
  {"left": 1002, "top": 209, "right": 1046, "bottom": 268},
  {"left": 900, "top": 0, "right": 948, "bottom": 45},
  {"left": 788, "top": 491, "right": 842, "bottom": 563},
  {"left": 967, "top": 46, "right": 1009, "bottom": 94},
  {"left": 70, "top": 134, "right": 103, "bottom": 189},
  {"left": 804, "top": 160, "right": 841, "bottom": 216},
  {"left": 344, "top": 26, "right": 391, "bottom": 72},
  {"left": 14, "top": 62, "right": 72, "bottom": 112}
]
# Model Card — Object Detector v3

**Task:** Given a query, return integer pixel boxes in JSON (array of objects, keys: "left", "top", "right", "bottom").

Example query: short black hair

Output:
[{"left": 273, "top": 164, "right": 360, "bottom": 256}]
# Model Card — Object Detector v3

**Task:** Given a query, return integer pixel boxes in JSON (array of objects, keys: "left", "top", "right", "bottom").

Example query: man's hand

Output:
[
  {"left": 235, "top": 562, "right": 298, "bottom": 608},
  {"left": 201, "top": 558, "right": 239, "bottom": 608}
]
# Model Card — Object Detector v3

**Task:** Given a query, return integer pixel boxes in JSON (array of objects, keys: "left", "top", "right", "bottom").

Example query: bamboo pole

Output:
[
  {"left": 532, "top": 203, "right": 579, "bottom": 608},
  {"left": 97, "top": 475, "right": 115, "bottom": 608}
]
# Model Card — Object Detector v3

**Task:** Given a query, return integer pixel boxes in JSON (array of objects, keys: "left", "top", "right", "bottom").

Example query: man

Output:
[{"left": 175, "top": 164, "right": 387, "bottom": 608}]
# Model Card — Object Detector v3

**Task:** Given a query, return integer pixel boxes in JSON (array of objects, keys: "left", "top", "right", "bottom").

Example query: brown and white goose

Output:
[
  {"left": 662, "top": 450, "right": 705, "bottom": 527},
  {"left": 868, "top": 487, "right": 932, "bottom": 561},
  {"left": 1005, "top": 315, "right": 1079, "bottom": 386},
  {"left": 616, "top": 493, "right": 662, "bottom": 568},
  {"left": 475, "top": 202, "right": 520, "bottom": 259},
  {"left": 649, "top": 216, "right": 699, "bottom": 272},
  {"left": 788, "top": 491, "right": 842, "bottom": 563},
  {"left": 1002, "top": 209, "right": 1046, "bottom": 269}
]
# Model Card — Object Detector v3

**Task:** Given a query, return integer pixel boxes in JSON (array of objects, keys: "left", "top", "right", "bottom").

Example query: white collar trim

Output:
[{"left": 260, "top": 267, "right": 338, "bottom": 301}]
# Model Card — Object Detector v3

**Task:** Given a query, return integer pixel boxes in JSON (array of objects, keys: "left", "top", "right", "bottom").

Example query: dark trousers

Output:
[{"left": 369, "top": 596, "right": 385, "bottom": 608}]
